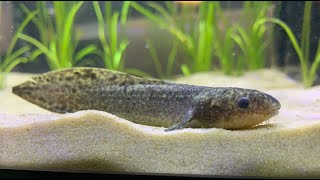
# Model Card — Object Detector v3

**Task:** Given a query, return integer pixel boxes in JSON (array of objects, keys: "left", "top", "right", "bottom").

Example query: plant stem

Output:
[
  {"left": 301, "top": 1, "right": 311, "bottom": 70},
  {"left": 0, "top": 73, "right": 5, "bottom": 89},
  {"left": 256, "top": 7, "right": 320, "bottom": 88}
]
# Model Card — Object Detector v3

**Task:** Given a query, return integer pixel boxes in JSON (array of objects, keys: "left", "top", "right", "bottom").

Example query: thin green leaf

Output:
[
  {"left": 309, "top": 40, "right": 320, "bottom": 84},
  {"left": 166, "top": 40, "right": 178, "bottom": 77},
  {"left": 110, "top": 12, "right": 120, "bottom": 56},
  {"left": 6, "top": 10, "right": 38, "bottom": 58},
  {"left": 146, "top": 39, "right": 164, "bottom": 78},
  {"left": 165, "top": 1, "right": 177, "bottom": 16},
  {"left": 113, "top": 41, "right": 129, "bottom": 70},
  {"left": 93, "top": 1, "right": 111, "bottom": 58},
  {"left": 48, "top": 40, "right": 61, "bottom": 68},
  {"left": 129, "top": 1, "right": 164, "bottom": 25},
  {"left": 19, "top": 4, "right": 42, "bottom": 33},
  {"left": 256, "top": 18, "right": 305, "bottom": 77},
  {"left": 4, "top": 57, "right": 29, "bottom": 73},
  {"left": 75, "top": 45, "right": 98, "bottom": 63},
  {"left": 237, "top": 27, "right": 251, "bottom": 51},
  {"left": 18, "top": 33, "right": 59, "bottom": 69},
  {"left": 2, "top": 46, "right": 30, "bottom": 69},
  {"left": 60, "top": 1, "right": 84, "bottom": 67},
  {"left": 301, "top": 1, "right": 312, "bottom": 68},
  {"left": 181, "top": 64, "right": 191, "bottom": 76},
  {"left": 147, "top": 2, "right": 174, "bottom": 23},
  {"left": 196, "top": 21, "right": 206, "bottom": 70},
  {"left": 121, "top": 1, "right": 130, "bottom": 26},
  {"left": 29, "top": 49, "right": 43, "bottom": 61},
  {"left": 230, "top": 33, "right": 249, "bottom": 65}
]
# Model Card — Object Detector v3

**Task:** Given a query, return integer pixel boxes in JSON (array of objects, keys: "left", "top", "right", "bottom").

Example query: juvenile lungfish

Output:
[{"left": 12, "top": 68, "right": 281, "bottom": 131}]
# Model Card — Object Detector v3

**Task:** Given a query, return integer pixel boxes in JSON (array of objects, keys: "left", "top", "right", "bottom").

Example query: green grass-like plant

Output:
[
  {"left": 92, "top": 1, "right": 128, "bottom": 72},
  {"left": 136, "top": 2, "right": 180, "bottom": 78},
  {"left": 0, "top": 4, "right": 37, "bottom": 89},
  {"left": 145, "top": 37, "right": 179, "bottom": 79},
  {"left": 130, "top": 1, "right": 273, "bottom": 77},
  {"left": 93, "top": 1, "right": 149, "bottom": 77},
  {"left": 5, "top": 1, "right": 278, "bottom": 82},
  {"left": 17, "top": 1, "right": 97, "bottom": 70},
  {"left": 130, "top": 1, "right": 217, "bottom": 76},
  {"left": 231, "top": 1, "right": 272, "bottom": 71},
  {"left": 256, "top": 1, "right": 320, "bottom": 87},
  {"left": 210, "top": 3, "right": 243, "bottom": 76}
]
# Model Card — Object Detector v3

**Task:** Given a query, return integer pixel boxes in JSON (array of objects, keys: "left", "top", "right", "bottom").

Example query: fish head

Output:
[{"left": 196, "top": 88, "right": 281, "bottom": 129}]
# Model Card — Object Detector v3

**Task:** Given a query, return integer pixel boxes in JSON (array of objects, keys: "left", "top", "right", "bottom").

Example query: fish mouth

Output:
[
  {"left": 270, "top": 101, "right": 281, "bottom": 116},
  {"left": 273, "top": 110, "right": 279, "bottom": 116},
  {"left": 267, "top": 109, "right": 280, "bottom": 117},
  {"left": 275, "top": 103, "right": 281, "bottom": 110},
  {"left": 267, "top": 100, "right": 280, "bottom": 117},
  {"left": 266, "top": 93, "right": 281, "bottom": 110},
  {"left": 264, "top": 109, "right": 279, "bottom": 118}
]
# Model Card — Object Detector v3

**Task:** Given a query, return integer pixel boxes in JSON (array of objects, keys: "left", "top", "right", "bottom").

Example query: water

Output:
[{"left": 0, "top": 1, "right": 319, "bottom": 177}]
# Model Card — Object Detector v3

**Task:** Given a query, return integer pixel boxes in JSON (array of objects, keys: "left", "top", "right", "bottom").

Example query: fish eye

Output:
[{"left": 237, "top": 97, "right": 250, "bottom": 108}]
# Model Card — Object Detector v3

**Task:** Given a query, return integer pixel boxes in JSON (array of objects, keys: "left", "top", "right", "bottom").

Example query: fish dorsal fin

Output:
[{"left": 31, "top": 67, "right": 168, "bottom": 86}]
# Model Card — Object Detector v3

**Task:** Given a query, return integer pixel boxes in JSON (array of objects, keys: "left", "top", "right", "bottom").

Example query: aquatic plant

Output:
[
  {"left": 130, "top": 1, "right": 273, "bottom": 77},
  {"left": 92, "top": 1, "right": 127, "bottom": 72},
  {"left": 134, "top": 2, "right": 180, "bottom": 78},
  {"left": 210, "top": 3, "right": 241, "bottom": 76},
  {"left": 92, "top": 1, "right": 149, "bottom": 77},
  {"left": 130, "top": 1, "right": 216, "bottom": 76},
  {"left": 0, "top": 3, "right": 37, "bottom": 89},
  {"left": 231, "top": 2, "right": 272, "bottom": 71},
  {"left": 256, "top": 1, "right": 319, "bottom": 87},
  {"left": 17, "top": 1, "right": 97, "bottom": 70},
  {"left": 145, "top": 38, "right": 179, "bottom": 79}
]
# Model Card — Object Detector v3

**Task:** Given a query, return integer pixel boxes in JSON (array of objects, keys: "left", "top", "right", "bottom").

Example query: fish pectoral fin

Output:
[{"left": 165, "top": 108, "right": 195, "bottom": 132}]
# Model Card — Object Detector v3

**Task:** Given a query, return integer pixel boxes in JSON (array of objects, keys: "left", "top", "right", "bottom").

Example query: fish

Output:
[{"left": 12, "top": 67, "right": 281, "bottom": 131}]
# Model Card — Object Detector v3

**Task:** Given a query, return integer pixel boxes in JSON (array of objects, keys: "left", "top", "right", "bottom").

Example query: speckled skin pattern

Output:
[{"left": 12, "top": 68, "right": 281, "bottom": 130}]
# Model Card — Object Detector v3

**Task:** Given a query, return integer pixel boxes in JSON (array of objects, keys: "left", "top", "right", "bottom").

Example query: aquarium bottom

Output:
[{"left": 0, "top": 69, "right": 319, "bottom": 177}]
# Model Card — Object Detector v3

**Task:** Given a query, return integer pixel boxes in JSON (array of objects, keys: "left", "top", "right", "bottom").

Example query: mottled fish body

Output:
[{"left": 12, "top": 68, "right": 281, "bottom": 131}]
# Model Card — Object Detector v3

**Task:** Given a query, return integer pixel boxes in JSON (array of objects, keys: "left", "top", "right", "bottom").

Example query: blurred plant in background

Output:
[
  {"left": 92, "top": 1, "right": 149, "bottom": 77},
  {"left": 231, "top": 1, "right": 272, "bottom": 71},
  {"left": 17, "top": 1, "right": 97, "bottom": 70},
  {"left": 0, "top": 1, "right": 276, "bottom": 83},
  {"left": 93, "top": 1, "right": 128, "bottom": 72},
  {"left": 0, "top": 2, "right": 37, "bottom": 89},
  {"left": 4, "top": 1, "right": 317, "bottom": 88},
  {"left": 145, "top": 38, "right": 179, "bottom": 79},
  {"left": 130, "top": 1, "right": 215, "bottom": 76},
  {"left": 256, "top": 1, "right": 320, "bottom": 87},
  {"left": 130, "top": 1, "right": 273, "bottom": 77}
]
